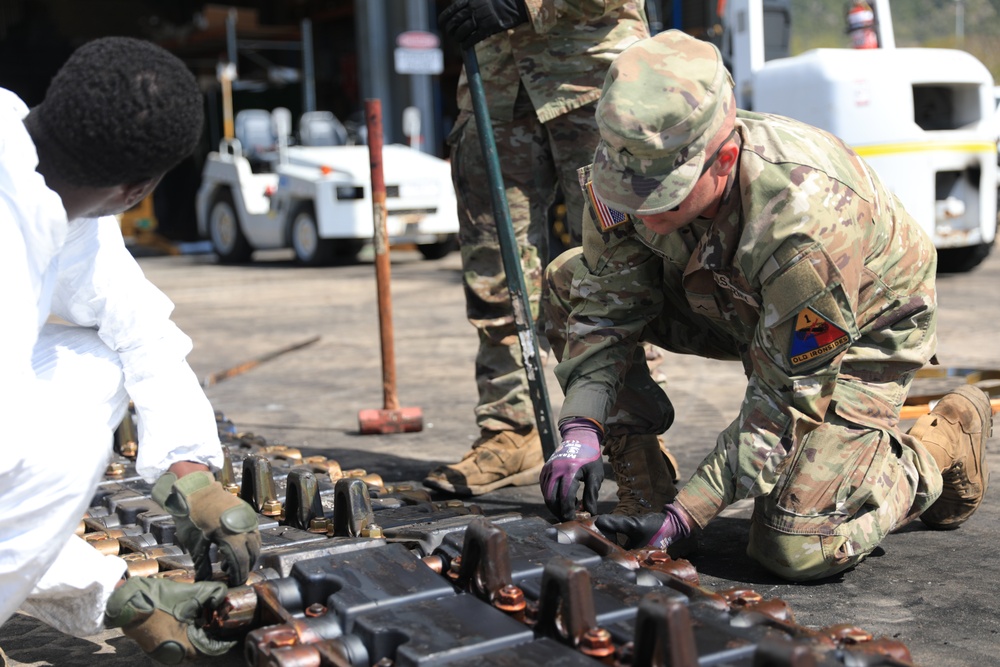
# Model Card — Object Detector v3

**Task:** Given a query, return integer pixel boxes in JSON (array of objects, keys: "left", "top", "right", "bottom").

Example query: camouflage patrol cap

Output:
[{"left": 592, "top": 30, "right": 735, "bottom": 215}]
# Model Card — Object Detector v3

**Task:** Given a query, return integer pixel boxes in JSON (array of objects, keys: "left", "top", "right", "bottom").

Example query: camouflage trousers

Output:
[
  {"left": 448, "top": 85, "right": 601, "bottom": 432},
  {"left": 545, "top": 247, "right": 943, "bottom": 580}
]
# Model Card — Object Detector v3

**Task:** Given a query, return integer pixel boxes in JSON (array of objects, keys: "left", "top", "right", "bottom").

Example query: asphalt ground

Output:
[{"left": 3, "top": 242, "right": 999, "bottom": 667}]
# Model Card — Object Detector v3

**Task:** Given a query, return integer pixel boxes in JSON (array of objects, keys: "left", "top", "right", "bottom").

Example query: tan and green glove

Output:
[
  {"left": 105, "top": 577, "right": 236, "bottom": 665},
  {"left": 153, "top": 471, "right": 261, "bottom": 585}
]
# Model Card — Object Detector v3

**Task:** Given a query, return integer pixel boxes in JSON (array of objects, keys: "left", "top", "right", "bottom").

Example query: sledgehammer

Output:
[{"left": 357, "top": 99, "right": 423, "bottom": 435}]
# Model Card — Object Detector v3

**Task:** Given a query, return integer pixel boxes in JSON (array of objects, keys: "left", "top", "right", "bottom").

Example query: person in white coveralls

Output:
[{"left": 0, "top": 36, "right": 260, "bottom": 664}]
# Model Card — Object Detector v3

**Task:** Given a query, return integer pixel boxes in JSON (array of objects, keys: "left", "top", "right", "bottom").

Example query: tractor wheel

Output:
[
  {"left": 208, "top": 189, "right": 253, "bottom": 263},
  {"left": 290, "top": 202, "right": 335, "bottom": 266}
]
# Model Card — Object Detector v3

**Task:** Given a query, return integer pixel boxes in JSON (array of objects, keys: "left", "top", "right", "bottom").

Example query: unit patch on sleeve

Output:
[
  {"left": 789, "top": 307, "right": 850, "bottom": 366},
  {"left": 585, "top": 180, "right": 628, "bottom": 231}
]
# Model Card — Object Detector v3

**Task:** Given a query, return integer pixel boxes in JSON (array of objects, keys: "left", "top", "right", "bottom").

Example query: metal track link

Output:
[{"left": 82, "top": 412, "right": 916, "bottom": 666}]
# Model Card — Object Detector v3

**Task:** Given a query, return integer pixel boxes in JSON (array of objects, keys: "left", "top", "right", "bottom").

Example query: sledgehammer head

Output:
[{"left": 358, "top": 407, "right": 423, "bottom": 434}]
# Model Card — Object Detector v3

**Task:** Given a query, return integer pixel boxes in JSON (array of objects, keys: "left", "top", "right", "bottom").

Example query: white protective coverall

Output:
[{"left": 0, "top": 88, "right": 225, "bottom": 636}]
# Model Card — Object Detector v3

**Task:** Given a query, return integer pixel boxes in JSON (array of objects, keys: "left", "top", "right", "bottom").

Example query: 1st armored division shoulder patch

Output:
[
  {"left": 789, "top": 307, "right": 850, "bottom": 366},
  {"left": 585, "top": 180, "right": 629, "bottom": 231}
]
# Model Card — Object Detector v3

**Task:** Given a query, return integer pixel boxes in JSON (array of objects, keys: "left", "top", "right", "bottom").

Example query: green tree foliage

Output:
[{"left": 788, "top": 0, "right": 1000, "bottom": 80}]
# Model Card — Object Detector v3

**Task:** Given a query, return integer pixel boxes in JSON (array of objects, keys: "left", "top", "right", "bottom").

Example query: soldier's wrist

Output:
[{"left": 168, "top": 460, "right": 212, "bottom": 478}]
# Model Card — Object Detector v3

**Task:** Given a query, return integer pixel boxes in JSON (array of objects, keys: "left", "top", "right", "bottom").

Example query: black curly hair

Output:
[{"left": 23, "top": 36, "right": 204, "bottom": 188}]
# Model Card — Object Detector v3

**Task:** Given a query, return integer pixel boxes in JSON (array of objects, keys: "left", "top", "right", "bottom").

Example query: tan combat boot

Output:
[
  {"left": 604, "top": 434, "right": 679, "bottom": 516},
  {"left": 910, "top": 385, "right": 993, "bottom": 530},
  {"left": 423, "top": 427, "right": 544, "bottom": 496}
]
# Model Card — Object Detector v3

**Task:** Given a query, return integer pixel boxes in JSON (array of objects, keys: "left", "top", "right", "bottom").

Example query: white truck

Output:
[
  {"left": 724, "top": 0, "right": 999, "bottom": 272},
  {"left": 196, "top": 109, "right": 459, "bottom": 265}
]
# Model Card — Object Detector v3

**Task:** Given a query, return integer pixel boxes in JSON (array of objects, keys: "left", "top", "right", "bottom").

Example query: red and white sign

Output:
[
  {"left": 394, "top": 31, "right": 443, "bottom": 75},
  {"left": 396, "top": 31, "right": 440, "bottom": 49}
]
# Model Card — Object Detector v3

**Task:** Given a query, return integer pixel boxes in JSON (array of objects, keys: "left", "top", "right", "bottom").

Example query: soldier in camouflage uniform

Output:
[
  {"left": 539, "top": 30, "right": 992, "bottom": 580},
  {"left": 425, "top": 0, "right": 682, "bottom": 511}
]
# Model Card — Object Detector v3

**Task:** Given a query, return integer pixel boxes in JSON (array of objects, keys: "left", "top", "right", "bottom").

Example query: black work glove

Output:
[
  {"left": 153, "top": 471, "right": 261, "bottom": 585},
  {"left": 439, "top": 0, "right": 530, "bottom": 49},
  {"left": 105, "top": 577, "right": 235, "bottom": 665},
  {"left": 594, "top": 504, "right": 691, "bottom": 550}
]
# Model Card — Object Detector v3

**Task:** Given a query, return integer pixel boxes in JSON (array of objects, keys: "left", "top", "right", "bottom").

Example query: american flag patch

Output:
[{"left": 585, "top": 181, "right": 628, "bottom": 231}]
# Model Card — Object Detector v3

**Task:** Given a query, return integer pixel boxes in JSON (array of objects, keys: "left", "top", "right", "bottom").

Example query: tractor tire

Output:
[
  {"left": 208, "top": 189, "right": 253, "bottom": 264},
  {"left": 290, "top": 202, "right": 335, "bottom": 266}
]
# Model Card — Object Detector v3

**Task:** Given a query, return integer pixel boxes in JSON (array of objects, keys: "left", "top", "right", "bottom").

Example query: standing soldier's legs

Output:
[
  {"left": 424, "top": 90, "right": 553, "bottom": 495},
  {"left": 543, "top": 103, "right": 601, "bottom": 247}
]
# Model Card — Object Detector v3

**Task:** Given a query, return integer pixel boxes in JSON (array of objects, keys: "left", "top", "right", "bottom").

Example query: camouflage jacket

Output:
[
  {"left": 556, "top": 110, "right": 938, "bottom": 527},
  {"left": 455, "top": 0, "right": 648, "bottom": 124}
]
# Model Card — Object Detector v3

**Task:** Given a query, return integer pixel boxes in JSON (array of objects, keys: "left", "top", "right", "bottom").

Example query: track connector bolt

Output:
[
  {"left": 261, "top": 499, "right": 283, "bottom": 516},
  {"left": 360, "top": 524, "right": 383, "bottom": 538},
  {"left": 580, "top": 627, "right": 615, "bottom": 658},
  {"left": 308, "top": 518, "right": 332, "bottom": 533},
  {"left": 304, "top": 603, "right": 328, "bottom": 618},
  {"left": 493, "top": 584, "right": 526, "bottom": 615}
]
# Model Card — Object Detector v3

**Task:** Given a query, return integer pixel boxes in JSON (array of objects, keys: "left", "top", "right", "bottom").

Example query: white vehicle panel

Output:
[
  {"left": 197, "top": 155, "right": 282, "bottom": 249},
  {"left": 753, "top": 47, "right": 998, "bottom": 251}
]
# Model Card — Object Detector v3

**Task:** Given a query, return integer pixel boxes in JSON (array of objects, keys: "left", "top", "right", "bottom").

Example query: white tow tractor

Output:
[
  {"left": 196, "top": 109, "right": 459, "bottom": 265},
  {"left": 724, "top": 0, "right": 999, "bottom": 272}
]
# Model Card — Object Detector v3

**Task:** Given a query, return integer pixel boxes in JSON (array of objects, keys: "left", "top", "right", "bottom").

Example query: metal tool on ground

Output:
[
  {"left": 463, "top": 46, "right": 557, "bottom": 460},
  {"left": 900, "top": 366, "right": 1000, "bottom": 420},
  {"left": 357, "top": 98, "right": 424, "bottom": 435},
  {"left": 201, "top": 335, "right": 320, "bottom": 388}
]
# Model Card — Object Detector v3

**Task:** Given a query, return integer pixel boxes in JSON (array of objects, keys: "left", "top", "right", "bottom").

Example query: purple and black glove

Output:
[
  {"left": 540, "top": 418, "right": 604, "bottom": 521},
  {"left": 439, "top": 0, "right": 529, "bottom": 49},
  {"left": 594, "top": 504, "right": 692, "bottom": 551}
]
